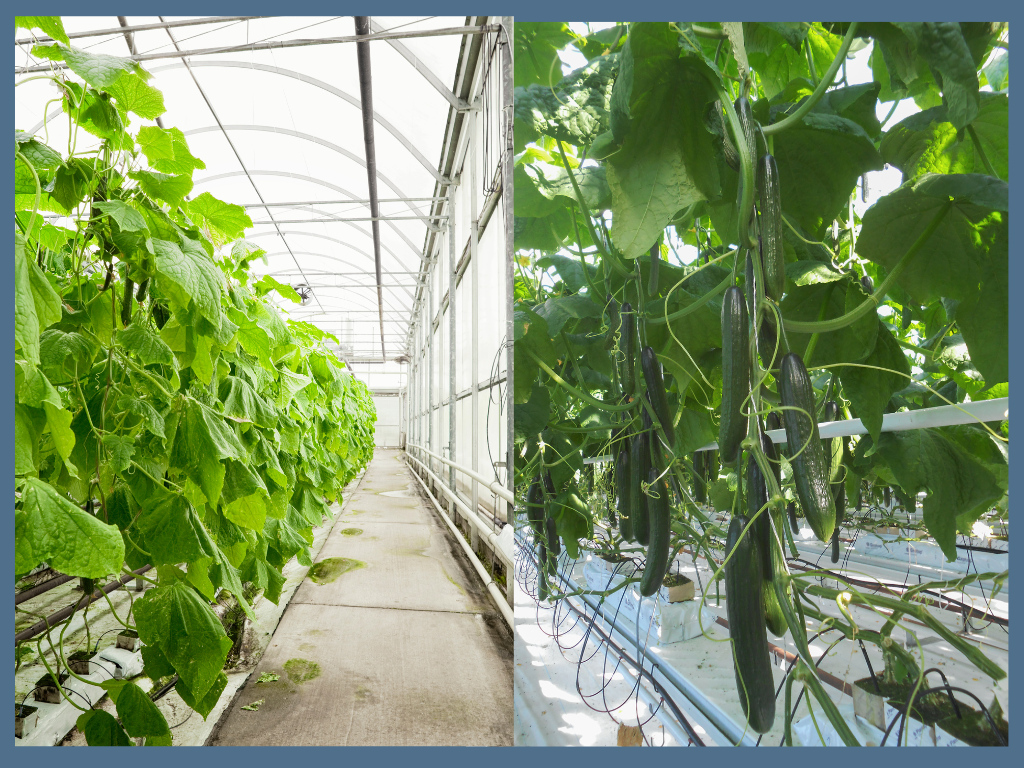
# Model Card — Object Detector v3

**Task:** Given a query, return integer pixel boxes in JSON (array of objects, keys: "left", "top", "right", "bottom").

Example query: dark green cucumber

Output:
[
  {"left": 822, "top": 400, "right": 843, "bottom": 485},
  {"left": 884, "top": 486, "right": 891, "bottom": 508},
  {"left": 639, "top": 468, "right": 670, "bottom": 597},
  {"left": 719, "top": 286, "right": 749, "bottom": 465},
  {"left": 778, "top": 353, "right": 836, "bottom": 543},
  {"left": 527, "top": 476, "right": 544, "bottom": 536},
  {"left": 830, "top": 527, "right": 840, "bottom": 563},
  {"left": 756, "top": 154, "right": 785, "bottom": 301},
  {"left": 616, "top": 447, "right": 633, "bottom": 541},
  {"left": 692, "top": 451, "right": 707, "bottom": 503},
  {"left": 860, "top": 275, "right": 874, "bottom": 295},
  {"left": 545, "top": 512, "right": 561, "bottom": 557},
  {"left": 713, "top": 100, "right": 741, "bottom": 171},
  {"left": 641, "top": 346, "right": 675, "bottom": 450},
  {"left": 735, "top": 96, "right": 758, "bottom": 179},
  {"left": 788, "top": 501, "right": 799, "bottom": 534},
  {"left": 537, "top": 542, "right": 549, "bottom": 601},
  {"left": 121, "top": 278, "right": 134, "bottom": 327},
  {"left": 620, "top": 302, "right": 636, "bottom": 396},
  {"left": 744, "top": 251, "right": 779, "bottom": 364},
  {"left": 746, "top": 450, "right": 772, "bottom": 581},
  {"left": 630, "top": 423, "right": 651, "bottom": 546},
  {"left": 135, "top": 277, "right": 149, "bottom": 303},
  {"left": 724, "top": 515, "right": 776, "bottom": 734},
  {"left": 763, "top": 505, "right": 790, "bottom": 637},
  {"left": 648, "top": 242, "right": 661, "bottom": 297},
  {"left": 151, "top": 301, "right": 170, "bottom": 329}
]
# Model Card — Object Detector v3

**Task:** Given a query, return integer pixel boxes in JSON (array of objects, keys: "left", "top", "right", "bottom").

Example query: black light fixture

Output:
[{"left": 293, "top": 283, "right": 314, "bottom": 306}]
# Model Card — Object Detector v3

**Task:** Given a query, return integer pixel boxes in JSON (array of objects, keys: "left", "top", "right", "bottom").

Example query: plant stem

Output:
[
  {"left": 784, "top": 202, "right": 950, "bottom": 334},
  {"left": 763, "top": 23, "right": 860, "bottom": 136},
  {"left": 526, "top": 347, "right": 638, "bottom": 412},
  {"left": 967, "top": 124, "right": 1000, "bottom": 180}
]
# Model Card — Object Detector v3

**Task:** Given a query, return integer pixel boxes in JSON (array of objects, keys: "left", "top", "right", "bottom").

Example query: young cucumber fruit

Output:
[
  {"left": 630, "top": 424, "right": 651, "bottom": 546},
  {"left": 724, "top": 515, "right": 777, "bottom": 734},
  {"left": 620, "top": 302, "right": 636, "bottom": 396},
  {"left": 756, "top": 154, "right": 785, "bottom": 301},
  {"left": 527, "top": 476, "right": 545, "bottom": 536},
  {"left": 639, "top": 468, "right": 670, "bottom": 597},
  {"left": 616, "top": 446, "right": 634, "bottom": 542},
  {"left": 778, "top": 353, "right": 836, "bottom": 543},
  {"left": 641, "top": 346, "right": 676, "bottom": 450},
  {"left": 719, "top": 286, "right": 750, "bottom": 465}
]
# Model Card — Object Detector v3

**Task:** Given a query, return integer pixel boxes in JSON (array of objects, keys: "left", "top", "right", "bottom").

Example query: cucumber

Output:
[
  {"left": 639, "top": 468, "right": 670, "bottom": 597},
  {"left": 746, "top": 450, "right": 772, "bottom": 581},
  {"left": 735, "top": 96, "right": 758, "bottom": 180},
  {"left": 884, "top": 486, "right": 891, "bottom": 508},
  {"left": 830, "top": 527, "right": 840, "bottom": 563},
  {"left": 713, "top": 100, "right": 741, "bottom": 171},
  {"left": 537, "top": 542, "right": 549, "bottom": 601},
  {"left": 719, "top": 286, "right": 749, "bottom": 465},
  {"left": 692, "top": 451, "right": 707, "bottom": 503},
  {"left": 545, "top": 512, "right": 561, "bottom": 557},
  {"left": 860, "top": 275, "right": 874, "bottom": 295},
  {"left": 763, "top": 506, "right": 790, "bottom": 637},
  {"left": 527, "top": 476, "right": 545, "bottom": 536},
  {"left": 756, "top": 154, "right": 785, "bottom": 301},
  {"left": 648, "top": 242, "right": 661, "bottom": 297},
  {"left": 641, "top": 346, "right": 676, "bottom": 450},
  {"left": 724, "top": 515, "right": 776, "bottom": 734},
  {"left": 121, "top": 278, "right": 134, "bottom": 327},
  {"left": 630, "top": 423, "right": 651, "bottom": 546},
  {"left": 620, "top": 302, "right": 636, "bottom": 396},
  {"left": 822, "top": 400, "right": 843, "bottom": 484},
  {"left": 616, "top": 447, "right": 633, "bottom": 542},
  {"left": 778, "top": 353, "right": 836, "bottom": 543},
  {"left": 788, "top": 501, "right": 799, "bottom": 534},
  {"left": 135, "top": 278, "right": 149, "bottom": 303}
]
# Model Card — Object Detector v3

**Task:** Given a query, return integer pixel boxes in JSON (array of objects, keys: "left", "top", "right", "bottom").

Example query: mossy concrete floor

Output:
[{"left": 208, "top": 449, "right": 513, "bottom": 746}]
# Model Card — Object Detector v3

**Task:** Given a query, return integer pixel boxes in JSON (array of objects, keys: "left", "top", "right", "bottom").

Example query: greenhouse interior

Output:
[
  {"left": 512, "top": 22, "right": 1009, "bottom": 747},
  {"left": 15, "top": 15, "right": 514, "bottom": 746}
]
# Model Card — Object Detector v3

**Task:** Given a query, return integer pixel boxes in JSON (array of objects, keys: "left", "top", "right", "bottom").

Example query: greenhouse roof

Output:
[{"left": 15, "top": 15, "right": 493, "bottom": 361}]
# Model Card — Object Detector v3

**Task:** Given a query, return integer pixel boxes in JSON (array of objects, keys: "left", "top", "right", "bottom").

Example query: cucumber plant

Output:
[
  {"left": 15, "top": 19, "right": 376, "bottom": 745},
  {"left": 514, "top": 20, "right": 1008, "bottom": 742}
]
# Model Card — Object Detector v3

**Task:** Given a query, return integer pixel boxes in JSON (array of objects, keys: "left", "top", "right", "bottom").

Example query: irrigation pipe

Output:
[
  {"left": 406, "top": 459, "right": 514, "bottom": 628},
  {"left": 15, "top": 573, "right": 75, "bottom": 605},
  {"left": 407, "top": 442, "right": 514, "bottom": 503}
]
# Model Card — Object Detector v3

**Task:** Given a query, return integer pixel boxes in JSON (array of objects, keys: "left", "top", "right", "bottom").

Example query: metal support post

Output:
[
  {"left": 470, "top": 109, "right": 481, "bottom": 533},
  {"left": 501, "top": 17, "right": 515, "bottom": 523},
  {"left": 448, "top": 186, "right": 458, "bottom": 497},
  {"left": 427, "top": 271, "right": 434, "bottom": 479}
]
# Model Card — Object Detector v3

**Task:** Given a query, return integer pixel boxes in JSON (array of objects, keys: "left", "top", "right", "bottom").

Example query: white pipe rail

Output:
[
  {"left": 407, "top": 443, "right": 514, "bottom": 504},
  {"left": 404, "top": 452, "right": 511, "bottom": 571},
  {"left": 406, "top": 462, "right": 514, "bottom": 628},
  {"left": 582, "top": 397, "right": 1008, "bottom": 463}
]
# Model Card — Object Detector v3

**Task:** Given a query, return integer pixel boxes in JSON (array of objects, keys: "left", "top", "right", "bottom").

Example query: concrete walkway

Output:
[{"left": 208, "top": 449, "right": 513, "bottom": 746}]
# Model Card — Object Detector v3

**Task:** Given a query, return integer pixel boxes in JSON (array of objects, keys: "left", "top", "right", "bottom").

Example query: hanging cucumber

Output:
[
  {"left": 537, "top": 542, "right": 549, "bottom": 601},
  {"left": 724, "top": 515, "right": 776, "bottom": 734},
  {"left": 620, "top": 302, "right": 636, "bottom": 396},
  {"left": 787, "top": 501, "right": 799, "bottom": 534},
  {"left": 616, "top": 447, "right": 634, "bottom": 542},
  {"left": 860, "top": 275, "right": 874, "bottom": 295},
  {"left": 822, "top": 400, "right": 843, "bottom": 484},
  {"left": 763, "top": 520, "right": 790, "bottom": 638},
  {"left": 735, "top": 96, "right": 758, "bottom": 181},
  {"left": 713, "top": 100, "right": 741, "bottom": 171},
  {"left": 545, "top": 510, "right": 561, "bottom": 557},
  {"left": 527, "top": 476, "right": 545, "bottom": 536},
  {"left": 630, "top": 419, "right": 651, "bottom": 546},
  {"left": 641, "top": 346, "right": 676, "bottom": 450},
  {"left": 121, "top": 278, "right": 134, "bottom": 327},
  {"left": 135, "top": 277, "right": 149, "bottom": 303},
  {"left": 756, "top": 154, "right": 785, "bottom": 301},
  {"left": 719, "top": 286, "right": 749, "bottom": 465},
  {"left": 830, "top": 528, "right": 841, "bottom": 563},
  {"left": 639, "top": 468, "right": 670, "bottom": 597},
  {"left": 778, "top": 353, "right": 836, "bottom": 543},
  {"left": 648, "top": 242, "right": 661, "bottom": 297},
  {"left": 746, "top": 450, "right": 772, "bottom": 581},
  {"left": 692, "top": 451, "right": 707, "bottom": 503}
]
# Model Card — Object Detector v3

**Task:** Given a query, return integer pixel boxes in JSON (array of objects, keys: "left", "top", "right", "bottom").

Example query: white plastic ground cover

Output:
[
  {"left": 790, "top": 701, "right": 969, "bottom": 747},
  {"left": 15, "top": 646, "right": 143, "bottom": 746},
  {"left": 851, "top": 533, "right": 1009, "bottom": 575}
]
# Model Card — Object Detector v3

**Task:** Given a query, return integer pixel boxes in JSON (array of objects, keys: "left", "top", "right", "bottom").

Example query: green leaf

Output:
[
  {"left": 893, "top": 23, "right": 980, "bottom": 129},
  {"left": 252, "top": 275, "right": 302, "bottom": 303},
  {"left": 873, "top": 428, "right": 1003, "bottom": 561},
  {"left": 18, "top": 135, "right": 63, "bottom": 170},
  {"left": 76, "top": 710, "right": 132, "bottom": 747},
  {"left": 535, "top": 254, "right": 600, "bottom": 295},
  {"left": 107, "top": 73, "right": 166, "bottom": 119},
  {"left": 772, "top": 113, "right": 884, "bottom": 236},
  {"left": 102, "top": 435, "right": 135, "bottom": 473},
  {"left": 840, "top": 322, "right": 911, "bottom": 442},
  {"left": 515, "top": 54, "right": 619, "bottom": 147},
  {"left": 675, "top": 407, "right": 716, "bottom": 456},
  {"left": 15, "top": 404, "right": 42, "bottom": 476},
  {"left": 133, "top": 581, "right": 234, "bottom": 701},
  {"left": 533, "top": 294, "right": 603, "bottom": 337},
  {"left": 176, "top": 671, "right": 228, "bottom": 720},
  {"left": 219, "top": 375, "right": 278, "bottom": 428},
  {"left": 277, "top": 368, "right": 312, "bottom": 410},
  {"left": 781, "top": 279, "right": 878, "bottom": 366},
  {"left": 857, "top": 173, "right": 1007, "bottom": 306},
  {"left": 114, "top": 681, "right": 172, "bottom": 739},
  {"left": 41, "top": 43, "right": 145, "bottom": 89},
  {"left": 221, "top": 459, "right": 269, "bottom": 531},
  {"left": 955, "top": 226, "right": 1007, "bottom": 384},
  {"left": 514, "top": 22, "right": 574, "bottom": 88},
  {"left": 169, "top": 396, "right": 246, "bottom": 507},
  {"left": 129, "top": 170, "right": 193, "bottom": 208},
  {"left": 187, "top": 192, "right": 253, "bottom": 245},
  {"left": 16, "top": 16, "right": 70, "bottom": 45},
  {"left": 118, "top": 324, "right": 175, "bottom": 366},
  {"left": 153, "top": 237, "right": 224, "bottom": 326},
  {"left": 15, "top": 232, "right": 63, "bottom": 364},
  {"left": 515, "top": 382, "right": 551, "bottom": 440},
  {"left": 95, "top": 199, "right": 149, "bottom": 232},
  {"left": 607, "top": 24, "right": 721, "bottom": 258},
  {"left": 785, "top": 261, "right": 846, "bottom": 287},
  {"left": 16, "top": 477, "right": 125, "bottom": 578},
  {"left": 138, "top": 494, "right": 215, "bottom": 566}
]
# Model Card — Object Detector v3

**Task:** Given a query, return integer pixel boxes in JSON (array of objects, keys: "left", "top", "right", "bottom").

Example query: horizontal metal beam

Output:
[
  {"left": 241, "top": 198, "right": 442, "bottom": 208},
  {"left": 15, "top": 15, "right": 267, "bottom": 45},
  {"left": 251, "top": 216, "right": 444, "bottom": 224},
  {"left": 15, "top": 25, "right": 501, "bottom": 73}
]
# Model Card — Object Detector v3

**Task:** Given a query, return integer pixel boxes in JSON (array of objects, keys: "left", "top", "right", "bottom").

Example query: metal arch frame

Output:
[
  {"left": 192, "top": 170, "right": 422, "bottom": 268},
  {"left": 147, "top": 60, "right": 445, "bottom": 184},
  {"left": 257, "top": 250, "right": 416, "bottom": 309},
  {"left": 182, "top": 124, "right": 436, "bottom": 226},
  {"left": 368, "top": 18, "right": 468, "bottom": 111}
]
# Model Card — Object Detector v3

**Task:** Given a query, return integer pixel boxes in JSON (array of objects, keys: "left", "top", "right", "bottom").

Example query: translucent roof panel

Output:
[{"left": 15, "top": 15, "right": 483, "bottom": 362}]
